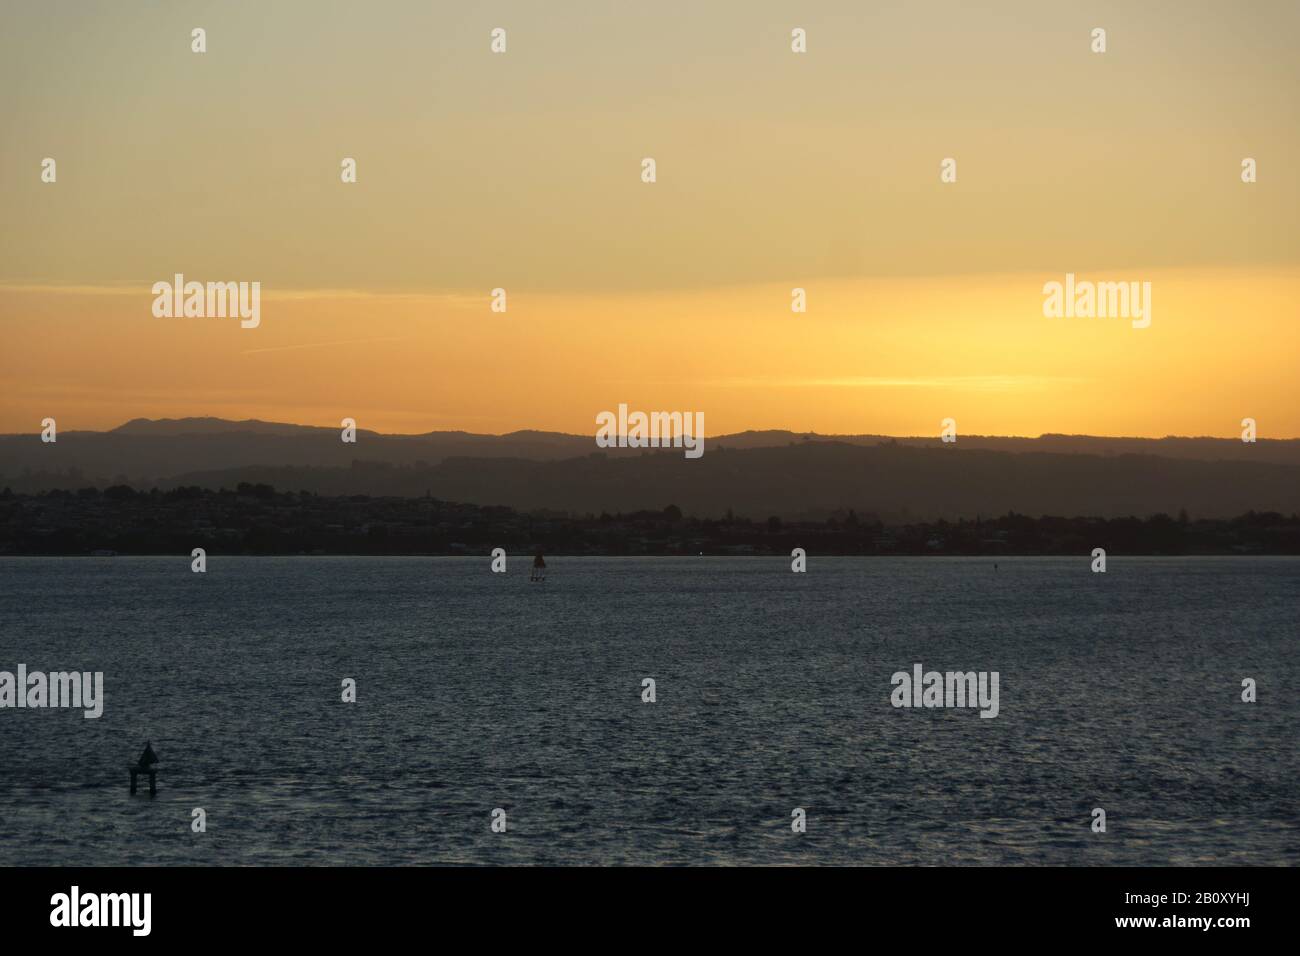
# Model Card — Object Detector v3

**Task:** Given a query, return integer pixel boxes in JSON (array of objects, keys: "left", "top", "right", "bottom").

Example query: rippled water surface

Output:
[{"left": 0, "top": 556, "right": 1296, "bottom": 865}]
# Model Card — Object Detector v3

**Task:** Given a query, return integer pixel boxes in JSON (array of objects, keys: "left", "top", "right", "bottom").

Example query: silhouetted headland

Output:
[{"left": 5, "top": 419, "right": 1300, "bottom": 521}]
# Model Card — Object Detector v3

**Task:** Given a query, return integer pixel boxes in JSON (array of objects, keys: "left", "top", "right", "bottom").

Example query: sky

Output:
[{"left": 1, "top": 0, "right": 1297, "bottom": 436}]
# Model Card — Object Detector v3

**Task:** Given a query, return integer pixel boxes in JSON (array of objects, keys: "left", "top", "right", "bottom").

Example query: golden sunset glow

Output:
[{"left": 2, "top": 1, "right": 1297, "bottom": 436}]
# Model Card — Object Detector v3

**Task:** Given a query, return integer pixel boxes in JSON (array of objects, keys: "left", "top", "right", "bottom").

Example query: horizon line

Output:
[{"left": 3, "top": 415, "right": 1297, "bottom": 443}]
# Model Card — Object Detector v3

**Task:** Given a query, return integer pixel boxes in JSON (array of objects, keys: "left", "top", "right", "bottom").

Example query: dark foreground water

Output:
[{"left": 0, "top": 556, "right": 1295, "bottom": 866}]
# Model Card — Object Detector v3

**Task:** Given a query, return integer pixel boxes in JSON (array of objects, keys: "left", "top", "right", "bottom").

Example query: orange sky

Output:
[
  {"left": 1, "top": 1, "right": 1297, "bottom": 437},
  {"left": 2, "top": 268, "right": 1295, "bottom": 437}
]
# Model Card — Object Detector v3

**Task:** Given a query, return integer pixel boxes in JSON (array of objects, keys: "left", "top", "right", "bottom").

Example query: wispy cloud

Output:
[
  {"left": 0, "top": 281, "right": 487, "bottom": 308},
  {"left": 779, "top": 375, "right": 1086, "bottom": 391},
  {"left": 636, "top": 375, "right": 1089, "bottom": 392},
  {"left": 241, "top": 337, "right": 408, "bottom": 356}
]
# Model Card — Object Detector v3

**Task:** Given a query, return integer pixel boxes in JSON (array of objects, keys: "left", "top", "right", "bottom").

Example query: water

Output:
[{"left": 0, "top": 556, "right": 1296, "bottom": 866}]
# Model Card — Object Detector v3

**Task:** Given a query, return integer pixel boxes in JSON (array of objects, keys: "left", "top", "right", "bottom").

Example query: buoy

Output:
[
  {"left": 128, "top": 765, "right": 158, "bottom": 796},
  {"left": 130, "top": 740, "right": 159, "bottom": 796}
]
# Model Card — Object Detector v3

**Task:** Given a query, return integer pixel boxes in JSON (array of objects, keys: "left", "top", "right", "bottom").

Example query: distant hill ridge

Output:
[
  {"left": 4, "top": 418, "right": 1299, "bottom": 520},
  {"left": 46, "top": 415, "right": 1300, "bottom": 460}
]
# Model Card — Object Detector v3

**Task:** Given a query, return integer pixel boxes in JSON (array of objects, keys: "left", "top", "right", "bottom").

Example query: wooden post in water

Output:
[{"left": 128, "top": 765, "right": 159, "bottom": 796}]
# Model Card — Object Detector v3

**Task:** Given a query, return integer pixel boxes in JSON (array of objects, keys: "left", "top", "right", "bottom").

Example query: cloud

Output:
[
  {"left": 683, "top": 375, "right": 1090, "bottom": 392},
  {"left": 241, "top": 337, "right": 407, "bottom": 356}
]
